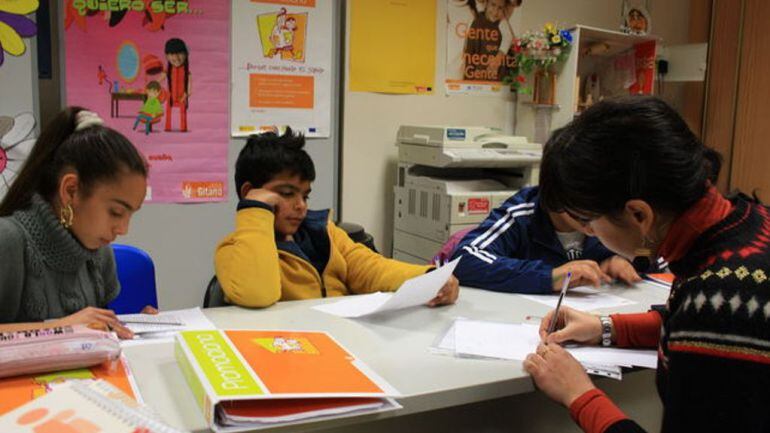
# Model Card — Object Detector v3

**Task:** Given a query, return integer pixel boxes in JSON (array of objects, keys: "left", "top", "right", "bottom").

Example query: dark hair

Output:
[
  {"left": 234, "top": 127, "right": 315, "bottom": 198},
  {"left": 539, "top": 96, "right": 722, "bottom": 219},
  {"left": 0, "top": 107, "right": 148, "bottom": 216},
  {"left": 146, "top": 80, "right": 161, "bottom": 92},
  {"left": 164, "top": 38, "right": 189, "bottom": 108}
]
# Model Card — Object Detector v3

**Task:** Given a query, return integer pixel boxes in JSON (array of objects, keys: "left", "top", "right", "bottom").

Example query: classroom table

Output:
[{"left": 123, "top": 283, "right": 670, "bottom": 433}]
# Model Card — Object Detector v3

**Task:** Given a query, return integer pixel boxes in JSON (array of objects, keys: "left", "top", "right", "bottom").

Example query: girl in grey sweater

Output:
[{"left": 0, "top": 108, "right": 147, "bottom": 338}]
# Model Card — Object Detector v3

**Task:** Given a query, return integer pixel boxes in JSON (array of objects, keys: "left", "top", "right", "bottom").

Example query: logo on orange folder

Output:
[{"left": 253, "top": 337, "right": 319, "bottom": 355}]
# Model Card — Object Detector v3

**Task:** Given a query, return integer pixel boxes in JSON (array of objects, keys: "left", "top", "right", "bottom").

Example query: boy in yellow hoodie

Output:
[{"left": 215, "top": 128, "right": 459, "bottom": 308}]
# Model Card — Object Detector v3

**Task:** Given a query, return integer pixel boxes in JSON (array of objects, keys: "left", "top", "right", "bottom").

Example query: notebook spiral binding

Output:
[{"left": 70, "top": 381, "right": 187, "bottom": 433}]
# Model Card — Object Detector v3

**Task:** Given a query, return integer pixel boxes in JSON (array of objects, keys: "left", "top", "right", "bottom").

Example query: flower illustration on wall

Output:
[
  {"left": 0, "top": 112, "right": 36, "bottom": 198},
  {"left": 0, "top": 0, "right": 39, "bottom": 67}
]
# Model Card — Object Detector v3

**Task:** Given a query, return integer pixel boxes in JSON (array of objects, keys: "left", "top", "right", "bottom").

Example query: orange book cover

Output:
[{"left": 0, "top": 356, "right": 139, "bottom": 416}]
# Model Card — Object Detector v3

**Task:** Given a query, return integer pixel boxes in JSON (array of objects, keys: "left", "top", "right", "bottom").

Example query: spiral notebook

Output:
[{"left": 0, "top": 379, "right": 187, "bottom": 433}]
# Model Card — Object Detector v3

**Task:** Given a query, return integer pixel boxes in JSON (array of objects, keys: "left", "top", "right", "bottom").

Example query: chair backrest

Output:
[
  {"left": 203, "top": 275, "right": 229, "bottom": 308},
  {"left": 109, "top": 244, "right": 158, "bottom": 314},
  {"left": 434, "top": 226, "right": 476, "bottom": 264}
]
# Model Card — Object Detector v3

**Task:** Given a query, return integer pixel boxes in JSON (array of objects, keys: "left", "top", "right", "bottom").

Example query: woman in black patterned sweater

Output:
[{"left": 523, "top": 96, "right": 770, "bottom": 433}]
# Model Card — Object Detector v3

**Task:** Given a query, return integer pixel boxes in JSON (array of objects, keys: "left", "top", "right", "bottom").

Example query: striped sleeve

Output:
[{"left": 452, "top": 201, "right": 554, "bottom": 294}]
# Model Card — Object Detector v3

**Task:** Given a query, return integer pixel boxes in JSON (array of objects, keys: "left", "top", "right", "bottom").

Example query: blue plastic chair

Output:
[{"left": 108, "top": 244, "right": 159, "bottom": 314}]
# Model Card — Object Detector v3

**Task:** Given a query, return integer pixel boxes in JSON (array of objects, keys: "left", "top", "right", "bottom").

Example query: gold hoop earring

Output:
[
  {"left": 60, "top": 204, "right": 74, "bottom": 229},
  {"left": 632, "top": 236, "right": 654, "bottom": 272}
]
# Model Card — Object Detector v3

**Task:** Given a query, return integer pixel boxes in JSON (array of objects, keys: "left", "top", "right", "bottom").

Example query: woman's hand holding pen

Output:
[
  {"left": 523, "top": 305, "right": 601, "bottom": 407},
  {"left": 538, "top": 306, "right": 603, "bottom": 346}
]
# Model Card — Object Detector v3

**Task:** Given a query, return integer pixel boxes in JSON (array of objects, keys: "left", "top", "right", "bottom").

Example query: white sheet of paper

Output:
[
  {"left": 312, "top": 258, "right": 460, "bottom": 318},
  {"left": 518, "top": 286, "right": 636, "bottom": 311},
  {"left": 119, "top": 307, "right": 217, "bottom": 347},
  {"left": 453, "top": 320, "right": 541, "bottom": 360},
  {"left": 452, "top": 319, "right": 657, "bottom": 369}
]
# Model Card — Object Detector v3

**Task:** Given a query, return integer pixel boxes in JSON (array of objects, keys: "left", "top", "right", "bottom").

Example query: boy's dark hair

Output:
[
  {"left": 146, "top": 80, "right": 161, "bottom": 92},
  {"left": 234, "top": 127, "right": 315, "bottom": 198},
  {"left": 539, "top": 96, "right": 721, "bottom": 219},
  {"left": 0, "top": 107, "right": 148, "bottom": 216}
]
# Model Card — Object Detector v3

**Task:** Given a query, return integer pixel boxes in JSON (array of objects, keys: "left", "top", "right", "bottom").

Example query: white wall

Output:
[{"left": 341, "top": 0, "right": 691, "bottom": 256}]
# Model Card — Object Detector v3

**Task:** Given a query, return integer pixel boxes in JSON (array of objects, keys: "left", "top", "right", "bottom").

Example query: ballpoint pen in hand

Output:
[{"left": 547, "top": 272, "right": 572, "bottom": 335}]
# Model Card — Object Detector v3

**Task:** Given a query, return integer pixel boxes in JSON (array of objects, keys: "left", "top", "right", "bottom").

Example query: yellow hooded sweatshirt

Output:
[{"left": 215, "top": 204, "right": 432, "bottom": 308}]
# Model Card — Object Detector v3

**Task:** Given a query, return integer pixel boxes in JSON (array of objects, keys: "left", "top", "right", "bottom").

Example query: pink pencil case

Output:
[{"left": 0, "top": 325, "right": 121, "bottom": 378}]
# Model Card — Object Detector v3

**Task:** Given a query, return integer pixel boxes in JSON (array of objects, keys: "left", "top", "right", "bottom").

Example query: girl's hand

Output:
[
  {"left": 55, "top": 307, "right": 134, "bottom": 340},
  {"left": 140, "top": 305, "right": 159, "bottom": 314},
  {"left": 524, "top": 343, "right": 596, "bottom": 407}
]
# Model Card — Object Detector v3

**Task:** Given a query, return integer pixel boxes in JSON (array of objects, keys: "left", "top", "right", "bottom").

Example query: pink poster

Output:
[{"left": 63, "top": 0, "right": 229, "bottom": 203}]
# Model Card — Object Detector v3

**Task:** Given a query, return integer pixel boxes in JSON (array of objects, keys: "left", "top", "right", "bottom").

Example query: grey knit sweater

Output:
[{"left": 0, "top": 194, "right": 119, "bottom": 323}]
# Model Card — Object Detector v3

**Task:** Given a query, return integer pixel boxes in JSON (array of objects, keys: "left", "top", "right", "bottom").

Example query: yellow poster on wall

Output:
[{"left": 349, "top": 0, "right": 436, "bottom": 94}]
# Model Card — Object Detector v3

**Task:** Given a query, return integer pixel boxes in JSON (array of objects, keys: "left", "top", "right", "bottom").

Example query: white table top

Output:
[{"left": 123, "top": 283, "right": 669, "bottom": 432}]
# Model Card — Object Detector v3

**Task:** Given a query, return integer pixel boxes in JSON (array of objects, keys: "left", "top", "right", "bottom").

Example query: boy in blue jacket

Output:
[{"left": 451, "top": 186, "right": 641, "bottom": 293}]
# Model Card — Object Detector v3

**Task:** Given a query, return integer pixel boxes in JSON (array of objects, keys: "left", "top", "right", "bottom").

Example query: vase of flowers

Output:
[{"left": 504, "top": 23, "right": 572, "bottom": 105}]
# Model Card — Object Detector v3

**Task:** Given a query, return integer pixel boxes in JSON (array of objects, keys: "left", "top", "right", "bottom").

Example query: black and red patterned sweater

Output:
[{"left": 570, "top": 188, "right": 770, "bottom": 433}]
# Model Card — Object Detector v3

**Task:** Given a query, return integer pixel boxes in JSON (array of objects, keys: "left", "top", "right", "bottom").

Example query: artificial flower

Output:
[
  {"left": 560, "top": 29, "right": 573, "bottom": 43},
  {"left": 0, "top": 112, "right": 36, "bottom": 198},
  {"left": 544, "top": 22, "right": 556, "bottom": 34},
  {"left": 0, "top": 0, "right": 38, "bottom": 66},
  {"left": 551, "top": 35, "right": 561, "bottom": 44}
]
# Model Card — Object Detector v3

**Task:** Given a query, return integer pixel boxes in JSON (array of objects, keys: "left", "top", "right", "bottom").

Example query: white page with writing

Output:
[
  {"left": 518, "top": 286, "right": 636, "bottom": 311},
  {"left": 119, "top": 307, "right": 217, "bottom": 347},
  {"left": 312, "top": 258, "right": 460, "bottom": 318}
]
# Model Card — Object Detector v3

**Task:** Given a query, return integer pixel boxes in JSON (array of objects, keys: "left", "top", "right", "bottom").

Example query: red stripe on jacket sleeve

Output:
[
  {"left": 569, "top": 388, "right": 628, "bottom": 433},
  {"left": 610, "top": 311, "right": 661, "bottom": 348}
]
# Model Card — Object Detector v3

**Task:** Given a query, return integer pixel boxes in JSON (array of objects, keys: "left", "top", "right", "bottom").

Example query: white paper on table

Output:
[
  {"left": 452, "top": 319, "right": 656, "bottom": 369},
  {"left": 568, "top": 346, "right": 658, "bottom": 369},
  {"left": 312, "top": 258, "right": 461, "bottom": 318},
  {"left": 453, "top": 320, "right": 541, "bottom": 360},
  {"left": 119, "top": 307, "right": 217, "bottom": 347},
  {"left": 518, "top": 286, "right": 636, "bottom": 311}
]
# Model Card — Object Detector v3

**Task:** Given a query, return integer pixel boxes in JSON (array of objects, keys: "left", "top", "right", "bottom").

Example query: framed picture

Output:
[{"left": 621, "top": 0, "right": 651, "bottom": 36}]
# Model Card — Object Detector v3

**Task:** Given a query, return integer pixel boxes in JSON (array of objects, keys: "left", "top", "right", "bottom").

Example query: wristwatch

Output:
[{"left": 599, "top": 315, "right": 613, "bottom": 347}]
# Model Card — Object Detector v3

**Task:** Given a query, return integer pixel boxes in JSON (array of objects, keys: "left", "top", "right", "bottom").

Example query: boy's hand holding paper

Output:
[{"left": 313, "top": 258, "right": 461, "bottom": 318}]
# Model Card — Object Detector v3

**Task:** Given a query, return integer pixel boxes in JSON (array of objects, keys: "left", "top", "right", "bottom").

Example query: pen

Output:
[{"left": 547, "top": 272, "right": 571, "bottom": 335}]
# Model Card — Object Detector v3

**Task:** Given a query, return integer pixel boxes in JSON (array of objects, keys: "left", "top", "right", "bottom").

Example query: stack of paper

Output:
[
  {"left": 119, "top": 307, "right": 217, "bottom": 346},
  {"left": 175, "top": 330, "right": 401, "bottom": 431},
  {"left": 218, "top": 398, "right": 397, "bottom": 428},
  {"left": 312, "top": 258, "right": 460, "bottom": 318},
  {"left": 434, "top": 319, "right": 657, "bottom": 380}
]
